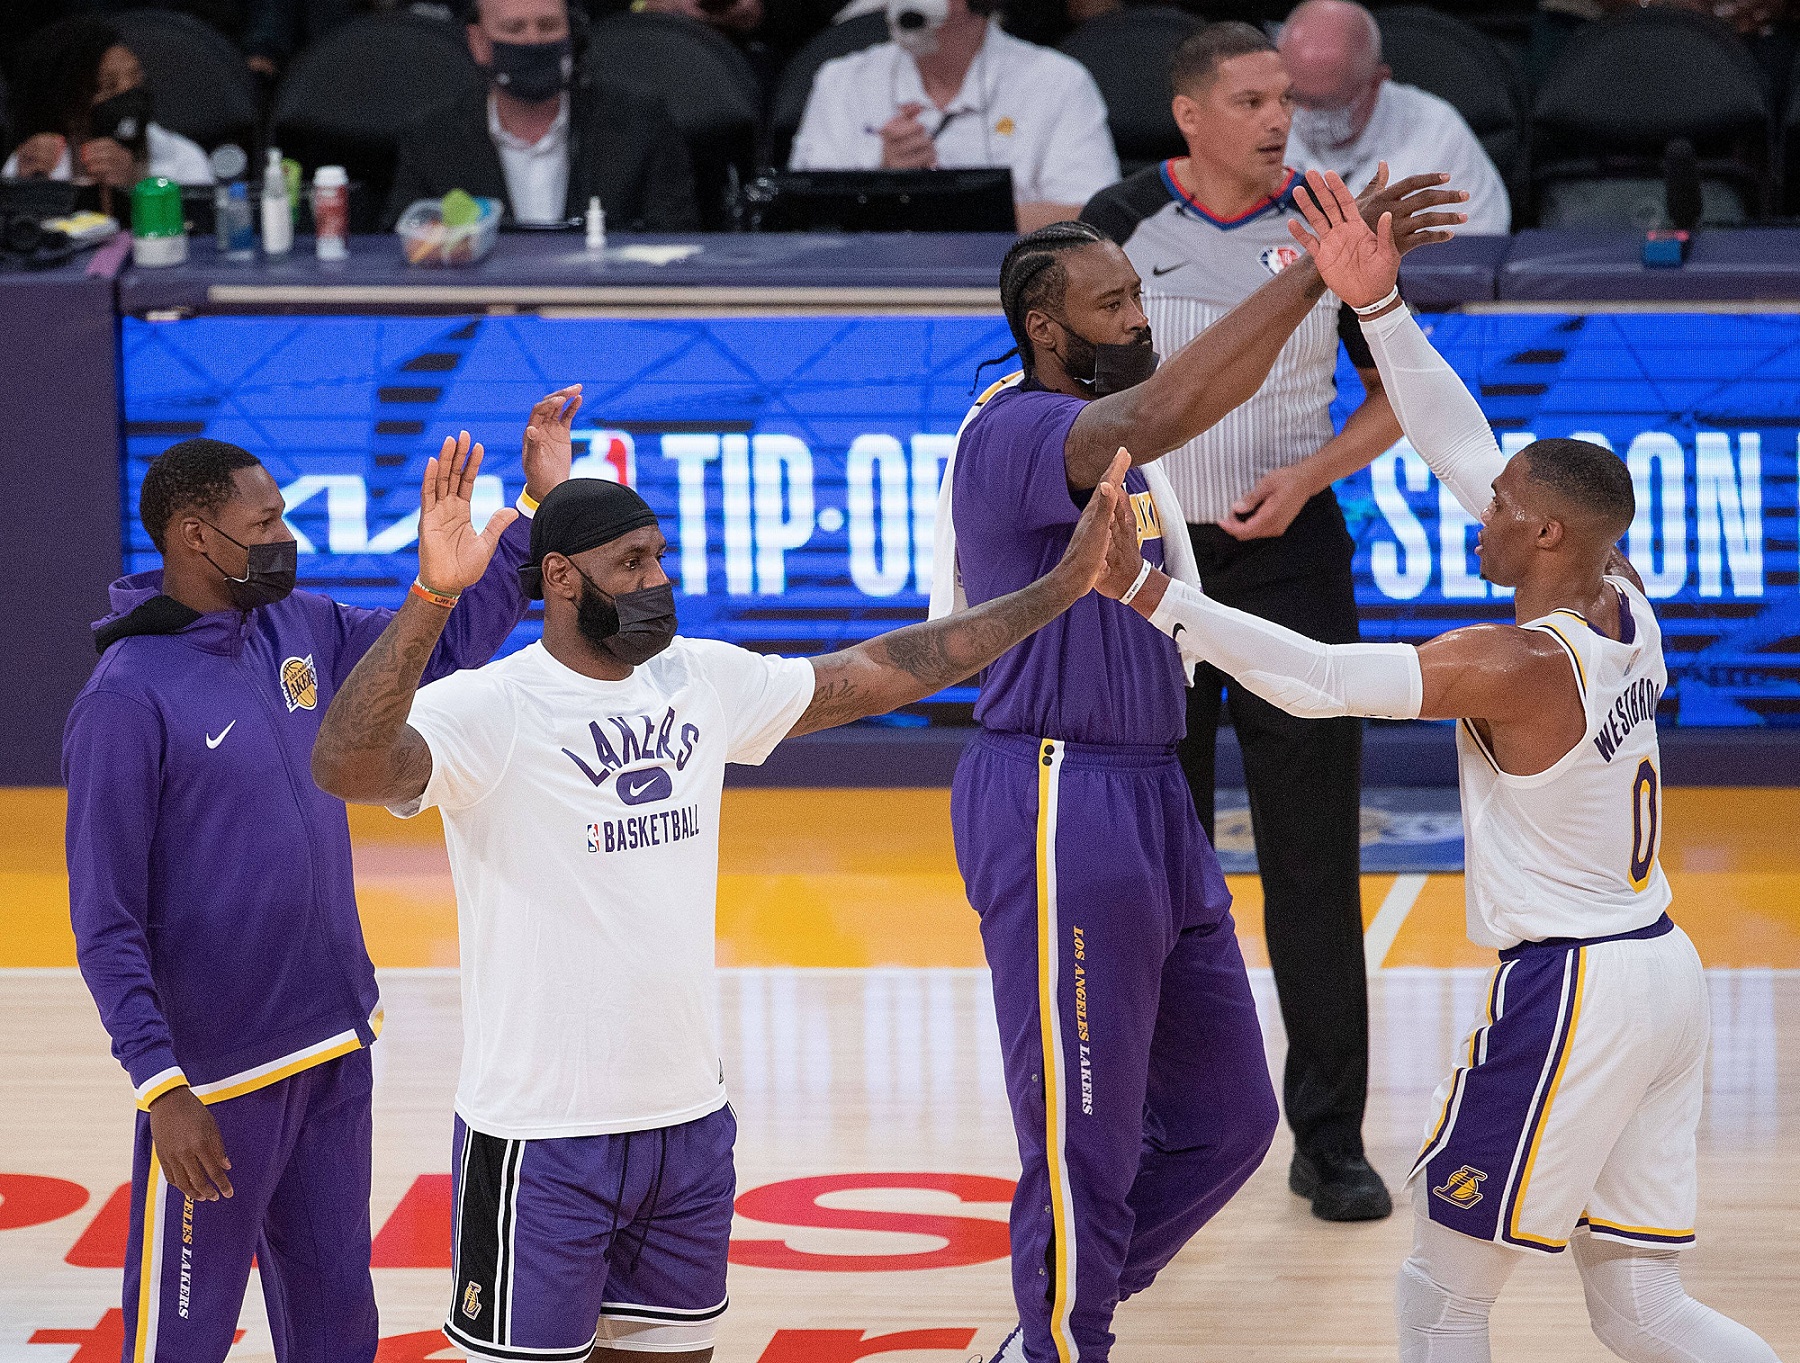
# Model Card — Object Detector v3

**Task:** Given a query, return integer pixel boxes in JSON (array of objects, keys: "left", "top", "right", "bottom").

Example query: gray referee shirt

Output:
[{"left": 1082, "top": 164, "right": 1376, "bottom": 526}]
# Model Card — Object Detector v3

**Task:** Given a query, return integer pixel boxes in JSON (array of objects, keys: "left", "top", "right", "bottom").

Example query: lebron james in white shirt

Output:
[
  {"left": 1097, "top": 169, "right": 1780, "bottom": 1363},
  {"left": 310, "top": 448, "right": 1138, "bottom": 1363}
]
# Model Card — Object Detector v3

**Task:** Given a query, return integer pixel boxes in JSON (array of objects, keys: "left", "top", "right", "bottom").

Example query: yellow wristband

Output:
[
  {"left": 518, "top": 488, "right": 541, "bottom": 516},
  {"left": 411, "top": 578, "right": 461, "bottom": 610}
]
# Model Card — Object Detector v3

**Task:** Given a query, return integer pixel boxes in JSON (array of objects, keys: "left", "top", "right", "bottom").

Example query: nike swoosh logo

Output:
[
  {"left": 1152, "top": 262, "right": 1186, "bottom": 277},
  {"left": 624, "top": 775, "right": 658, "bottom": 798},
  {"left": 205, "top": 720, "right": 237, "bottom": 749},
  {"left": 1171, "top": 623, "right": 1186, "bottom": 640}
]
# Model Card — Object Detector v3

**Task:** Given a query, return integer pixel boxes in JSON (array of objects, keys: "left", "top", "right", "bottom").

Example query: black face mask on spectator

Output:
[
  {"left": 90, "top": 85, "right": 153, "bottom": 158},
  {"left": 486, "top": 38, "right": 574, "bottom": 104}
]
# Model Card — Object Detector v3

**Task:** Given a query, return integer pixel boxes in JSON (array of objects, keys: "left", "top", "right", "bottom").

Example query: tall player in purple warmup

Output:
[
  {"left": 64, "top": 391, "right": 579, "bottom": 1362},
  {"left": 936, "top": 171, "right": 1465, "bottom": 1363}
]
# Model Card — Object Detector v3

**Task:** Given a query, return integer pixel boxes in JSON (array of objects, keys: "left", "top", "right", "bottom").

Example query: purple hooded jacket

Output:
[{"left": 64, "top": 516, "right": 530, "bottom": 1110}]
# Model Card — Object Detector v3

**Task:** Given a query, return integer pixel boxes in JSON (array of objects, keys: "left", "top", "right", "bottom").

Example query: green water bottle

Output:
[{"left": 131, "top": 176, "right": 188, "bottom": 267}]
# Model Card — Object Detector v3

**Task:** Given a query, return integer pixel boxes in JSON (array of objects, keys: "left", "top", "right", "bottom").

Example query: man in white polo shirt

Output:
[
  {"left": 1280, "top": 0, "right": 1510, "bottom": 234},
  {"left": 311, "top": 456, "right": 1135, "bottom": 1361},
  {"left": 789, "top": 0, "right": 1119, "bottom": 232}
]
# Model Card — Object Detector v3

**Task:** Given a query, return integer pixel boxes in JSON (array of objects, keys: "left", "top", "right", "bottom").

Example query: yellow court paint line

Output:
[{"left": 6, "top": 785, "right": 1800, "bottom": 970}]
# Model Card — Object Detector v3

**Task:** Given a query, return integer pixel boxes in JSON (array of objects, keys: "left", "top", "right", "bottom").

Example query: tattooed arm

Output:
[
  {"left": 788, "top": 450, "right": 1136, "bottom": 737},
  {"left": 312, "top": 436, "right": 517, "bottom": 805}
]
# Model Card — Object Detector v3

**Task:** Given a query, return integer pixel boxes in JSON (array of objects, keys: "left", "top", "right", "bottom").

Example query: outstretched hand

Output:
[
  {"left": 1346, "top": 162, "right": 1466, "bottom": 259},
  {"left": 1055, "top": 448, "right": 1131, "bottom": 600},
  {"left": 1290, "top": 169, "right": 1404, "bottom": 311},
  {"left": 417, "top": 431, "right": 519, "bottom": 596},
  {"left": 1095, "top": 450, "right": 1150, "bottom": 598},
  {"left": 522, "top": 384, "right": 582, "bottom": 503}
]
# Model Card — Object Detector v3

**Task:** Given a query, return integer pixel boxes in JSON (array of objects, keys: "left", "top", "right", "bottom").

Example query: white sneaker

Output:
[{"left": 972, "top": 1324, "right": 1025, "bottom": 1363}]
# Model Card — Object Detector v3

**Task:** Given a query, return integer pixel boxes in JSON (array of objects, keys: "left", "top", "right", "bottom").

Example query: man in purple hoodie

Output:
[{"left": 63, "top": 391, "right": 579, "bottom": 1362}]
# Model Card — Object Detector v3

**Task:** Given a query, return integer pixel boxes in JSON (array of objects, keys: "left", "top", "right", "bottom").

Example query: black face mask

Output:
[
  {"left": 90, "top": 86, "right": 153, "bottom": 158},
  {"left": 486, "top": 38, "right": 574, "bottom": 104},
  {"left": 1056, "top": 319, "right": 1160, "bottom": 397},
  {"left": 574, "top": 568, "right": 677, "bottom": 666},
  {"left": 200, "top": 521, "right": 297, "bottom": 611}
]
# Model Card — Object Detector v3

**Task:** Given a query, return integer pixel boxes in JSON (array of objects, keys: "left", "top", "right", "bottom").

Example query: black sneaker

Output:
[{"left": 1289, "top": 1150, "right": 1393, "bottom": 1222}]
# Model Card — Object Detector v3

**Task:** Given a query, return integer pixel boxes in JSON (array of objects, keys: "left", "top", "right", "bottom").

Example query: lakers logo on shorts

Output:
[
  {"left": 1433, "top": 1165, "right": 1489, "bottom": 1210},
  {"left": 462, "top": 1280, "right": 482, "bottom": 1319},
  {"left": 280, "top": 655, "right": 318, "bottom": 713}
]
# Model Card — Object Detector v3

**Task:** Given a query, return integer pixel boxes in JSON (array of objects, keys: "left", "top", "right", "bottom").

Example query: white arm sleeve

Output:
[
  {"left": 1148, "top": 578, "right": 1423, "bottom": 720},
  {"left": 1361, "top": 304, "right": 1507, "bottom": 519}
]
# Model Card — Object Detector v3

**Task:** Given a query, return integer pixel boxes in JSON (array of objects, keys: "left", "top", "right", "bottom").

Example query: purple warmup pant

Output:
[
  {"left": 953, "top": 733, "right": 1279, "bottom": 1363},
  {"left": 119, "top": 1048, "right": 378, "bottom": 1363}
]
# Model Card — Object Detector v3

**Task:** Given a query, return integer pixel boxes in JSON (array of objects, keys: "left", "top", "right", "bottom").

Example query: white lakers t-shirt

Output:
[{"left": 398, "top": 638, "right": 815, "bottom": 1140}]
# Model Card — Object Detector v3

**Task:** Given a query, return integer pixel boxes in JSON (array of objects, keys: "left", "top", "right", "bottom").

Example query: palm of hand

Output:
[
  {"left": 419, "top": 495, "right": 491, "bottom": 592},
  {"left": 1316, "top": 218, "right": 1396, "bottom": 307}
]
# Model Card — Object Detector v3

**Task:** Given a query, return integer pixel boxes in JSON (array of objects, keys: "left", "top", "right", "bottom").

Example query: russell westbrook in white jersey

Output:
[{"left": 1087, "top": 168, "right": 1781, "bottom": 1362}]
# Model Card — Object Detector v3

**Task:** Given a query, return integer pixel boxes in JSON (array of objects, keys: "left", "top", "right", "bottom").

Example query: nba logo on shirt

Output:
[
  {"left": 571, "top": 430, "right": 637, "bottom": 486},
  {"left": 1432, "top": 1165, "right": 1488, "bottom": 1209},
  {"left": 587, "top": 823, "right": 602, "bottom": 852},
  {"left": 1260, "top": 246, "right": 1301, "bottom": 276},
  {"left": 279, "top": 655, "right": 318, "bottom": 712}
]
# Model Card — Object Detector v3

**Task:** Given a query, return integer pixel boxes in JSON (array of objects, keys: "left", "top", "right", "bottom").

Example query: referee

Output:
[{"left": 1084, "top": 22, "right": 1417, "bottom": 1221}]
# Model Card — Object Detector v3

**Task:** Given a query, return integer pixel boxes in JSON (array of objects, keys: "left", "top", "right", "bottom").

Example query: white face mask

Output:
[
  {"left": 887, "top": 0, "right": 949, "bottom": 57},
  {"left": 1292, "top": 103, "right": 1359, "bottom": 150}
]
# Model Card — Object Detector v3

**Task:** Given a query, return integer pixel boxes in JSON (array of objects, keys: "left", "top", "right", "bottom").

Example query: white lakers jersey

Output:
[{"left": 1457, "top": 577, "right": 1672, "bottom": 949}]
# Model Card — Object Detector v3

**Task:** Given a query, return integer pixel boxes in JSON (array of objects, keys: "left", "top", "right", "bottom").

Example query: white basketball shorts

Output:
[{"left": 1408, "top": 914, "right": 1707, "bottom": 1253}]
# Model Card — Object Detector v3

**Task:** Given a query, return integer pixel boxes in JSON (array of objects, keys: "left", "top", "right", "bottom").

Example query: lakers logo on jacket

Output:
[{"left": 280, "top": 655, "right": 318, "bottom": 712}]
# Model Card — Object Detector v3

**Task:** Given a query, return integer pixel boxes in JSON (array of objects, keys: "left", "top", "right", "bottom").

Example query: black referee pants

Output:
[{"left": 1179, "top": 489, "right": 1369, "bottom": 1162}]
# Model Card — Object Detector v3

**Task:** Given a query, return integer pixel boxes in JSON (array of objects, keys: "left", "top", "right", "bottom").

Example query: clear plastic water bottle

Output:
[{"left": 218, "top": 181, "right": 255, "bottom": 261}]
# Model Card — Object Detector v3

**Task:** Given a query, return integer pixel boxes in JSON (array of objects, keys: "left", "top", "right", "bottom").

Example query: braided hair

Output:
[{"left": 992, "top": 220, "right": 1108, "bottom": 378}]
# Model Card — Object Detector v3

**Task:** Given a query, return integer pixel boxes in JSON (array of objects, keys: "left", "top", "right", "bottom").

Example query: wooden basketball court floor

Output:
[{"left": 2, "top": 785, "right": 1797, "bottom": 1361}]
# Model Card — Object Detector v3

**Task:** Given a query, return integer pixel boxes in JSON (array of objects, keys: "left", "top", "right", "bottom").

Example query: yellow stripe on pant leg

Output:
[
  {"left": 1036, "top": 739, "right": 1077, "bottom": 1363},
  {"left": 134, "top": 1150, "right": 166, "bottom": 1363}
]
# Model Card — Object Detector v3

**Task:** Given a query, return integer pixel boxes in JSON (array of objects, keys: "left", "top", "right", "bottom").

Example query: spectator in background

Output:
[
  {"left": 789, "top": 0, "right": 1120, "bottom": 233},
  {"left": 1280, "top": 0, "right": 1510, "bottom": 232},
  {"left": 3, "top": 18, "right": 213, "bottom": 189},
  {"left": 384, "top": 0, "right": 700, "bottom": 229},
  {"left": 241, "top": 0, "right": 357, "bottom": 75}
]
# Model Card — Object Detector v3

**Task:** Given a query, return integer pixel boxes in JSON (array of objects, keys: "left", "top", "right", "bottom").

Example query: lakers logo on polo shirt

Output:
[{"left": 280, "top": 655, "right": 318, "bottom": 712}]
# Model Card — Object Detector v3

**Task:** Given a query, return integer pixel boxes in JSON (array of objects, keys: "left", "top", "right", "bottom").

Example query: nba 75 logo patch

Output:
[
  {"left": 1432, "top": 1165, "right": 1488, "bottom": 1209},
  {"left": 1260, "top": 246, "right": 1301, "bottom": 276}
]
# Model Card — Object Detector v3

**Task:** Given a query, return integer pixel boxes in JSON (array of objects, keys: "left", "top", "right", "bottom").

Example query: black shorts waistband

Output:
[
  {"left": 972, "top": 730, "right": 1180, "bottom": 771},
  {"left": 1499, "top": 912, "right": 1674, "bottom": 960}
]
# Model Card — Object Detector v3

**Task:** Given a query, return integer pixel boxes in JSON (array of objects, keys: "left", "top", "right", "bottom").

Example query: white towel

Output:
[{"left": 926, "top": 371, "right": 1203, "bottom": 683}]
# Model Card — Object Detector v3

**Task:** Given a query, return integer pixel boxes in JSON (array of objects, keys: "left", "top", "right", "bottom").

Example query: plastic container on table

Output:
[{"left": 395, "top": 196, "right": 502, "bottom": 267}]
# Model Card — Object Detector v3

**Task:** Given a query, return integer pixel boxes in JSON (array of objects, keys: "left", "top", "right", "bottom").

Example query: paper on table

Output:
[{"left": 609, "top": 244, "right": 704, "bottom": 265}]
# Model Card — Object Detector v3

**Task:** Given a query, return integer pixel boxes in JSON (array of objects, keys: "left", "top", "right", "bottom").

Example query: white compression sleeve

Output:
[
  {"left": 1361, "top": 304, "right": 1508, "bottom": 519},
  {"left": 1148, "top": 578, "right": 1423, "bottom": 720},
  {"left": 1571, "top": 1229, "right": 1780, "bottom": 1363}
]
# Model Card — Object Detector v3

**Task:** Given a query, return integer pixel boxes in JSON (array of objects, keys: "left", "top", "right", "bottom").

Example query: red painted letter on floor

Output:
[
  {"left": 64, "top": 1181, "right": 129, "bottom": 1267},
  {"left": 0, "top": 1173, "right": 88, "bottom": 1230},
  {"left": 758, "top": 1329, "right": 979, "bottom": 1362},
  {"left": 371, "top": 1173, "right": 453, "bottom": 1268},
  {"left": 731, "top": 1173, "right": 1014, "bottom": 1271}
]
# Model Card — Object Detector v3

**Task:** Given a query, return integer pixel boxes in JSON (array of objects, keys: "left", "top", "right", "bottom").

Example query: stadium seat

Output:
[
  {"left": 585, "top": 11, "right": 764, "bottom": 229},
  {"left": 1530, "top": 8, "right": 1771, "bottom": 227},
  {"left": 769, "top": 11, "right": 889, "bottom": 169},
  {"left": 110, "top": 8, "right": 260, "bottom": 155},
  {"left": 272, "top": 10, "right": 482, "bottom": 233},
  {"left": 1059, "top": 6, "right": 1204, "bottom": 176},
  {"left": 1376, "top": 7, "right": 1526, "bottom": 203},
  {"left": 1777, "top": 49, "right": 1800, "bottom": 213}
]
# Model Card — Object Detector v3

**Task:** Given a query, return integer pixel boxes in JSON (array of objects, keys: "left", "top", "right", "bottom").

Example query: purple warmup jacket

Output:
[{"left": 64, "top": 517, "right": 531, "bottom": 1110}]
